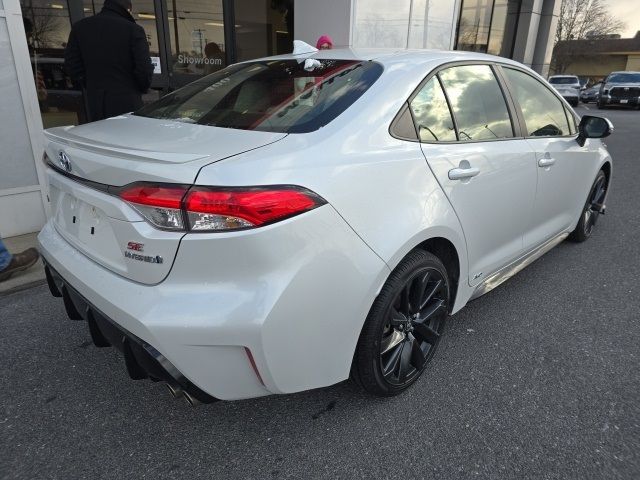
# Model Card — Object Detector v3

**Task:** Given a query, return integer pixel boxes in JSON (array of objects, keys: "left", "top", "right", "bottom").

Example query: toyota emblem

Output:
[{"left": 58, "top": 151, "right": 72, "bottom": 172}]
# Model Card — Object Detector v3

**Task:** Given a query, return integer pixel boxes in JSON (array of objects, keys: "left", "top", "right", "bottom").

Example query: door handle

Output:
[
  {"left": 538, "top": 157, "right": 556, "bottom": 167},
  {"left": 448, "top": 166, "right": 480, "bottom": 180}
]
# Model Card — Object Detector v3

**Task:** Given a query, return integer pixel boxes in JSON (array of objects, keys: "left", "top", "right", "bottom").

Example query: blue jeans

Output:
[{"left": 0, "top": 239, "right": 11, "bottom": 271}]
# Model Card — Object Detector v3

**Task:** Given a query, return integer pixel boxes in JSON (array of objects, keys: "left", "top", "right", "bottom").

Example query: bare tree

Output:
[
  {"left": 30, "top": 14, "right": 64, "bottom": 49},
  {"left": 556, "top": 0, "right": 625, "bottom": 43},
  {"left": 552, "top": 0, "right": 625, "bottom": 73}
]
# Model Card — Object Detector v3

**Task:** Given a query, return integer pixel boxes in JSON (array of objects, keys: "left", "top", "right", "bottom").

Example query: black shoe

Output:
[{"left": 0, "top": 248, "right": 40, "bottom": 282}]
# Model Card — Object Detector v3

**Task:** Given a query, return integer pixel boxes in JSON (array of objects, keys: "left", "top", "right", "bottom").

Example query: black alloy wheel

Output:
[
  {"left": 352, "top": 250, "right": 449, "bottom": 396},
  {"left": 569, "top": 170, "right": 607, "bottom": 242}
]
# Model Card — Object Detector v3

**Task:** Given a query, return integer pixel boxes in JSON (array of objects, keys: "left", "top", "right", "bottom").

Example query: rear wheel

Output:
[
  {"left": 351, "top": 250, "right": 449, "bottom": 396},
  {"left": 569, "top": 170, "right": 607, "bottom": 242}
]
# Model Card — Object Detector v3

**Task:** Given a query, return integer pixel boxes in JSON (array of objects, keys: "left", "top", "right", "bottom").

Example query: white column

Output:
[{"left": 0, "top": 0, "right": 49, "bottom": 237}]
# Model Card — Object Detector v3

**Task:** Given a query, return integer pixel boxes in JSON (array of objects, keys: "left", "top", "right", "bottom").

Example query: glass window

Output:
[
  {"left": 409, "top": 77, "right": 456, "bottom": 142},
  {"left": 549, "top": 76, "right": 579, "bottom": 85},
  {"left": 83, "top": 0, "right": 161, "bottom": 59},
  {"left": 439, "top": 65, "right": 513, "bottom": 141},
  {"left": 486, "top": 0, "right": 521, "bottom": 57},
  {"left": 21, "top": 0, "right": 87, "bottom": 127},
  {"left": 606, "top": 73, "right": 640, "bottom": 83},
  {"left": 167, "top": 0, "right": 226, "bottom": 76},
  {"left": 135, "top": 59, "right": 383, "bottom": 133},
  {"left": 235, "top": 0, "right": 293, "bottom": 61},
  {"left": 502, "top": 67, "right": 571, "bottom": 137},
  {"left": 456, "top": 0, "right": 494, "bottom": 53}
]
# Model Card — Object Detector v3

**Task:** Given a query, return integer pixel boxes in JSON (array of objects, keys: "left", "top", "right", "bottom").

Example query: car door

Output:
[
  {"left": 499, "top": 67, "right": 600, "bottom": 251},
  {"left": 411, "top": 64, "right": 537, "bottom": 287}
]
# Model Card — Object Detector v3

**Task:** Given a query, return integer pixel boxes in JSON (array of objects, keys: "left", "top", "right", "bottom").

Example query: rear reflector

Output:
[
  {"left": 244, "top": 347, "right": 265, "bottom": 386},
  {"left": 118, "top": 183, "right": 325, "bottom": 232}
]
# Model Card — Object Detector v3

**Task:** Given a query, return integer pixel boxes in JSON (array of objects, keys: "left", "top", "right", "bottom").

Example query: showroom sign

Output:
[{"left": 177, "top": 55, "right": 223, "bottom": 66}]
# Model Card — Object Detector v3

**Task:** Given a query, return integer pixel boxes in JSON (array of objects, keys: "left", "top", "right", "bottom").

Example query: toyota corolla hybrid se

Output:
[{"left": 39, "top": 49, "right": 613, "bottom": 404}]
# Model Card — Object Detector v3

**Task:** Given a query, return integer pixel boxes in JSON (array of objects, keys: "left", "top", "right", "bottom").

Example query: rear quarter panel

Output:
[{"left": 194, "top": 58, "right": 472, "bottom": 313}]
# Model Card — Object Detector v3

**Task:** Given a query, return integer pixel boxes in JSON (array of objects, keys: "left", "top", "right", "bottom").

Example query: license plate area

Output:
[
  {"left": 54, "top": 187, "right": 108, "bottom": 243},
  {"left": 620, "top": 99, "right": 628, "bottom": 104},
  {"left": 47, "top": 173, "right": 183, "bottom": 284}
]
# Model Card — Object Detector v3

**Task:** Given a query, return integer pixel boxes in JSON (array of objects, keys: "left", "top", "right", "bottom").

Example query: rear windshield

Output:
[
  {"left": 607, "top": 73, "right": 640, "bottom": 83},
  {"left": 135, "top": 59, "right": 383, "bottom": 133},
  {"left": 549, "top": 77, "right": 579, "bottom": 84}
]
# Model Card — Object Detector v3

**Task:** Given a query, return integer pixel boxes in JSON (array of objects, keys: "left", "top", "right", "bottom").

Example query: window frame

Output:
[
  {"left": 495, "top": 65, "right": 580, "bottom": 140},
  {"left": 390, "top": 60, "right": 524, "bottom": 144}
]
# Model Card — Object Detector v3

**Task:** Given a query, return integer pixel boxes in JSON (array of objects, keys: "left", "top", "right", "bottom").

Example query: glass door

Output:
[
  {"left": 164, "top": 0, "right": 227, "bottom": 88},
  {"left": 81, "top": 0, "right": 169, "bottom": 103},
  {"left": 21, "top": 0, "right": 88, "bottom": 127}
]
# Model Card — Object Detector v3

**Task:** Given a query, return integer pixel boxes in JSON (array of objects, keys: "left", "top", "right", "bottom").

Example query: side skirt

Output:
[{"left": 470, "top": 232, "right": 569, "bottom": 301}]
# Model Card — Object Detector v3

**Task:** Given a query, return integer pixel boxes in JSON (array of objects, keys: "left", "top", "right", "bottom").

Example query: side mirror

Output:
[{"left": 577, "top": 115, "right": 613, "bottom": 146}]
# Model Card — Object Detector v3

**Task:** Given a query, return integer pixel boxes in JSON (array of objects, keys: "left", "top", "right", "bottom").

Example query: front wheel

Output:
[
  {"left": 569, "top": 170, "right": 607, "bottom": 242},
  {"left": 351, "top": 250, "right": 449, "bottom": 396}
]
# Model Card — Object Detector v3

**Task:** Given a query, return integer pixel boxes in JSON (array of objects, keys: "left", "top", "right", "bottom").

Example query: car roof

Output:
[
  {"left": 245, "top": 47, "right": 531, "bottom": 70},
  {"left": 549, "top": 74, "right": 579, "bottom": 78},
  {"left": 608, "top": 71, "right": 640, "bottom": 74}
]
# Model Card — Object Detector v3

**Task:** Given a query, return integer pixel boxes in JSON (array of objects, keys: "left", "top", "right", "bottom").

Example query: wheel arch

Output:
[
  {"left": 383, "top": 227, "right": 470, "bottom": 315},
  {"left": 415, "top": 237, "right": 460, "bottom": 310},
  {"left": 601, "top": 161, "right": 612, "bottom": 187}
]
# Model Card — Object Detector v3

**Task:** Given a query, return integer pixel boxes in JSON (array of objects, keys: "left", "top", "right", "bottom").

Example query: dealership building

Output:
[{"left": 1, "top": 0, "right": 560, "bottom": 237}]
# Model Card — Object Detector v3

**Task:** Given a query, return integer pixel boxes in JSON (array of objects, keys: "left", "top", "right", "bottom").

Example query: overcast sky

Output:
[{"left": 607, "top": 0, "right": 640, "bottom": 37}]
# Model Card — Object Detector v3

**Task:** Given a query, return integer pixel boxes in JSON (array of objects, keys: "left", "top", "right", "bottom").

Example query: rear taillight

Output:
[
  {"left": 118, "top": 184, "right": 326, "bottom": 232},
  {"left": 119, "top": 184, "right": 189, "bottom": 230}
]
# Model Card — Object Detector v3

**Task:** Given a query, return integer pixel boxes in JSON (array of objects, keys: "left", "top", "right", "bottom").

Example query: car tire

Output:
[
  {"left": 597, "top": 101, "right": 605, "bottom": 109},
  {"left": 351, "top": 250, "right": 449, "bottom": 396},
  {"left": 571, "top": 99, "right": 579, "bottom": 107},
  {"left": 569, "top": 170, "right": 607, "bottom": 243}
]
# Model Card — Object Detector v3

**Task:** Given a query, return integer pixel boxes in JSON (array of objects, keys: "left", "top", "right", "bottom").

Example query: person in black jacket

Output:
[{"left": 64, "top": 0, "right": 154, "bottom": 122}]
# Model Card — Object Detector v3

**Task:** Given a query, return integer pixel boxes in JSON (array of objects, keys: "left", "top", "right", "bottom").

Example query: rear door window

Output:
[
  {"left": 135, "top": 59, "right": 383, "bottom": 133},
  {"left": 438, "top": 65, "right": 514, "bottom": 142},
  {"left": 502, "top": 67, "right": 571, "bottom": 137},
  {"left": 409, "top": 77, "right": 457, "bottom": 142}
]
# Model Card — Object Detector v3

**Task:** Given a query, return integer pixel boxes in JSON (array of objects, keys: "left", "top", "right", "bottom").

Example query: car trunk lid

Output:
[{"left": 44, "top": 115, "right": 287, "bottom": 284}]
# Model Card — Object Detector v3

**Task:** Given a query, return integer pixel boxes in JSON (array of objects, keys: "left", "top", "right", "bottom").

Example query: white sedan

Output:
[{"left": 39, "top": 48, "right": 613, "bottom": 403}]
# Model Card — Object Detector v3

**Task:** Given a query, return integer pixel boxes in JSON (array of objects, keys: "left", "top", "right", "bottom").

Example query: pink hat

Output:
[{"left": 316, "top": 35, "right": 333, "bottom": 49}]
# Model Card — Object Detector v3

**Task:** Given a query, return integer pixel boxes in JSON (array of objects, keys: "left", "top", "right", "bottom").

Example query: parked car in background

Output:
[
  {"left": 598, "top": 71, "right": 640, "bottom": 109},
  {"left": 548, "top": 74, "right": 581, "bottom": 106},
  {"left": 39, "top": 49, "right": 613, "bottom": 403},
  {"left": 581, "top": 82, "right": 602, "bottom": 103}
]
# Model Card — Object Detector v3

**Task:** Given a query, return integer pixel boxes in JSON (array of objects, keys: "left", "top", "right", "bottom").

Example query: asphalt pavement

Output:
[{"left": 1, "top": 105, "right": 639, "bottom": 480}]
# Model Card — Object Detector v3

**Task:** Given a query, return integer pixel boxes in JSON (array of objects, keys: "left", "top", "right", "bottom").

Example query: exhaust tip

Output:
[
  {"left": 166, "top": 383, "right": 184, "bottom": 399},
  {"left": 183, "top": 391, "right": 201, "bottom": 407}
]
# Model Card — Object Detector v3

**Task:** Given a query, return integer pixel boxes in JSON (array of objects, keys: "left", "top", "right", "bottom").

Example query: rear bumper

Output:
[
  {"left": 44, "top": 262, "right": 217, "bottom": 403},
  {"left": 38, "top": 203, "right": 389, "bottom": 400}
]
